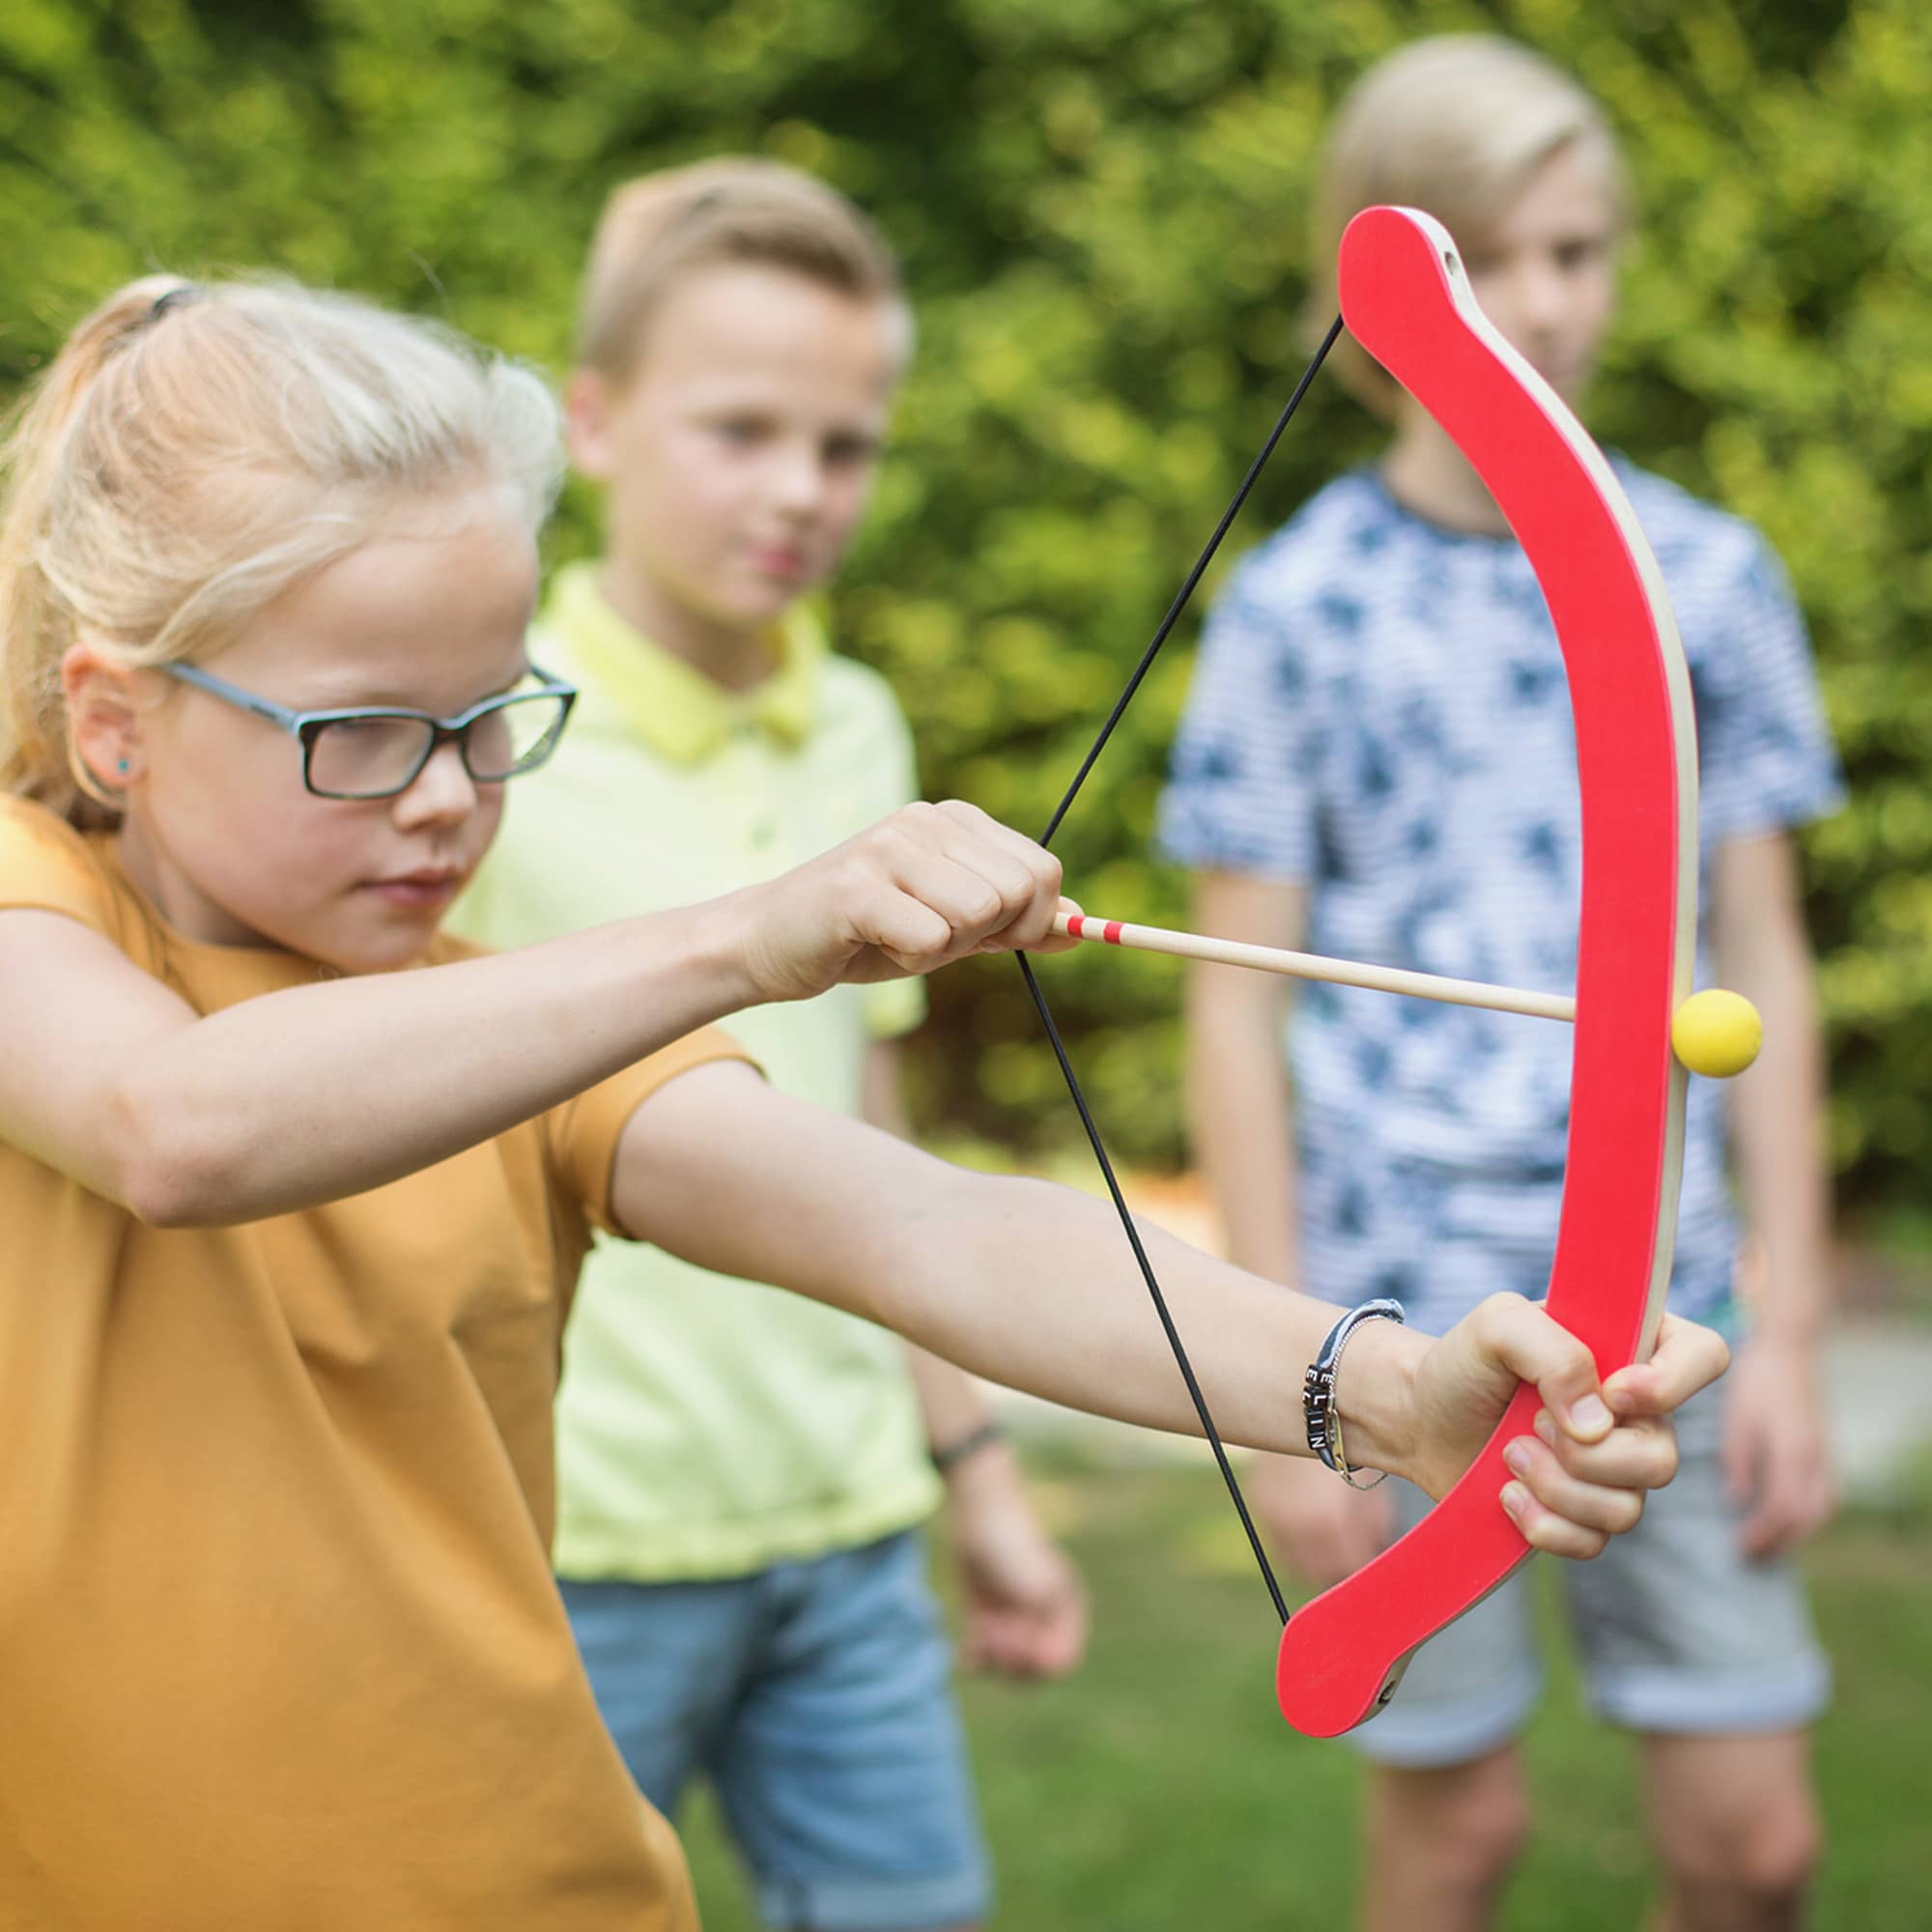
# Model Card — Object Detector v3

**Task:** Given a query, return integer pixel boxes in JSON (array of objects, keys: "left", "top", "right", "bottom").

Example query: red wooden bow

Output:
[{"left": 1272, "top": 205, "right": 1698, "bottom": 1737}]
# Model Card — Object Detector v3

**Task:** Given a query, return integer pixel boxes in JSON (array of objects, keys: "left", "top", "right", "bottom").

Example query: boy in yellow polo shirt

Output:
[{"left": 450, "top": 159, "right": 1083, "bottom": 1931}]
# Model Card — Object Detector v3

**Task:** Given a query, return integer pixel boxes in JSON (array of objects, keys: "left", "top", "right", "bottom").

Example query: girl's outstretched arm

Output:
[
  {"left": 612, "top": 1065, "right": 1729, "bottom": 1556},
  {"left": 0, "top": 803, "right": 1065, "bottom": 1226}
]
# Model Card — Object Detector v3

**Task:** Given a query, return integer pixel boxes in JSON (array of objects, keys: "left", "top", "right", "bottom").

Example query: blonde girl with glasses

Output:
[{"left": 0, "top": 274, "right": 1725, "bottom": 1930}]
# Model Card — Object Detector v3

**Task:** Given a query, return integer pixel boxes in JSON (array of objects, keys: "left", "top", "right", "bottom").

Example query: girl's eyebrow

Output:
[
  {"left": 485, "top": 664, "right": 536, "bottom": 699},
  {"left": 300, "top": 663, "right": 534, "bottom": 712}
]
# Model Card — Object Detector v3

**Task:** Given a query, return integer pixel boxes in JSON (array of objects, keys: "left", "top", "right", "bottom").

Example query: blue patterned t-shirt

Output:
[{"left": 1157, "top": 465, "right": 1842, "bottom": 1334}]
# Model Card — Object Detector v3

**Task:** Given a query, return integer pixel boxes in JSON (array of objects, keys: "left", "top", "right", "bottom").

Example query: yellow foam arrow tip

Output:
[{"left": 1671, "top": 989, "right": 1763, "bottom": 1079}]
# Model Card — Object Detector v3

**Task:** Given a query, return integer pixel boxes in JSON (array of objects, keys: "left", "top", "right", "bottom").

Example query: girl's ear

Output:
[
  {"left": 61, "top": 642, "right": 148, "bottom": 794},
  {"left": 563, "top": 367, "right": 620, "bottom": 483}
]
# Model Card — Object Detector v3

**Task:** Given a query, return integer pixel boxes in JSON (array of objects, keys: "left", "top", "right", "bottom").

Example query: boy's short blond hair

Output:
[
  {"left": 1310, "top": 36, "right": 1630, "bottom": 417},
  {"left": 579, "top": 157, "right": 910, "bottom": 384}
]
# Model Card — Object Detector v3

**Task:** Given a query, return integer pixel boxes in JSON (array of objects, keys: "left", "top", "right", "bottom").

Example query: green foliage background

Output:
[{"left": 2, "top": 0, "right": 1924, "bottom": 1214}]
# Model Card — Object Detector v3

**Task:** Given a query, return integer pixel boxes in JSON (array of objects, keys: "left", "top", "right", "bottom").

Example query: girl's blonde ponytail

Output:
[
  {"left": 0, "top": 278, "right": 194, "bottom": 823},
  {"left": 0, "top": 276, "right": 560, "bottom": 828}
]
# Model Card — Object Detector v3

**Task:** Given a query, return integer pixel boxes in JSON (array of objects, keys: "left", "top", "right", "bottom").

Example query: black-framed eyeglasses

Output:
[{"left": 162, "top": 661, "right": 578, "bottom": 801}]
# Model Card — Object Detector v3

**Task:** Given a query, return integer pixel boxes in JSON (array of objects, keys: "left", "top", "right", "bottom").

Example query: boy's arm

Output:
[
  {"left": 611, "top": 1062, "right": 1728, "bottom": 1557},
  {"left": 1185, "top": 870, "right": 1391, "bottom": 1585},
  {"left": 1184, "top": 871, "right": 1302, "bottom": 1284},
  {"left": 863, "top": 1040, "right": 1088, "bottom": 1678},
  {"left": 1710, "top": 831, "right": 1837, "bottom": 1557}
]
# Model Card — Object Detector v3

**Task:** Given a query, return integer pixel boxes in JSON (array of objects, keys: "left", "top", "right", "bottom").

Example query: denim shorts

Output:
[
  {"left": 1348, "top": 1378, "right": 1833, "bottom": 1769},
  {"left": 560, "top": 1530, "right": 989, "bottom": 1931}
]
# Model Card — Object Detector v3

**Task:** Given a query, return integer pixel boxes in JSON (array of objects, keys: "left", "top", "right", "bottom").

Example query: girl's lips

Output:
[{"left": 366, "top": 873, "right": 461, "bottom": 909}]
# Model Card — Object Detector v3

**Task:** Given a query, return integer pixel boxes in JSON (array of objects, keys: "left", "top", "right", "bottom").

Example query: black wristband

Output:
[
  {"left": 929, "top": 1420, "right": 1006, "bottom": 1474},
  {"left": 1302, "top": 1297, "right": 1406, "bottom": 1487}
]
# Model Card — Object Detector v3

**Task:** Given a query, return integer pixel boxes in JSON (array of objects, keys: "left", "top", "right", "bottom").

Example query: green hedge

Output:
[{"left": 2, "top": 0, "right": 1924, "bottom": 1213}]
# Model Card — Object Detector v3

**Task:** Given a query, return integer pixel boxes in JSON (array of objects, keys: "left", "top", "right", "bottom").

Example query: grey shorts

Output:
[{"left": 1350, "top": 1381, "right": 1832, "bottom": 1769}]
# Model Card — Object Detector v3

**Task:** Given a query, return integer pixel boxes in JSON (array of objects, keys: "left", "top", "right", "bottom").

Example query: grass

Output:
[{"left": 676, "top": 1450, "right": 1932, "bottom": 1929}]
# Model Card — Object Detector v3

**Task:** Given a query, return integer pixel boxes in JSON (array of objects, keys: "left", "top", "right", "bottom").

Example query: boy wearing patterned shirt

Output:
[
  {"left": 452, "top": 161, "right": 1083, "bottom": 1932},
  {"left": 1161, "top": 39, "right": 1838, "bottom": 1932}
]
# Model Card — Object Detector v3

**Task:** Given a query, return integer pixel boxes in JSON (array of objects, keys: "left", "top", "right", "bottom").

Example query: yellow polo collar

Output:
[{"left": 545, "top": 562, "right": 827, "bottom": 764}]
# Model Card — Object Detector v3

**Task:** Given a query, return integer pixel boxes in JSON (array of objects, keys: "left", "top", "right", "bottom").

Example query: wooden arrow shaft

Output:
[{"left": 1052, "top": 911, "right": 1576, "bottom": 1024}]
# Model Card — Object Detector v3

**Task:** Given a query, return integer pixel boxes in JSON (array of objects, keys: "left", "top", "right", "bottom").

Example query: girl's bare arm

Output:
[
  {"left": 611, "top": 1063, "right": 1729, "bottom": 1554},
  {"left": 0, "top": 802, "right": 1065, "bottom": 1225}
]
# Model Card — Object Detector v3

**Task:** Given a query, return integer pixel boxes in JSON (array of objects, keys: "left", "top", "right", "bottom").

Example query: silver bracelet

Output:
[{"left": 1302, "top": 1297, "right": 1406, "bottom": 1489}]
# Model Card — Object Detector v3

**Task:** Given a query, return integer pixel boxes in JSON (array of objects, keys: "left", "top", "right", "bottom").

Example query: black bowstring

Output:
[
  {"left": 1018, "top": 313, "right": 1346, "bottom": 1629},
  {"left": 1038, "top": 316, "right": 1346, "bottom": 849}
]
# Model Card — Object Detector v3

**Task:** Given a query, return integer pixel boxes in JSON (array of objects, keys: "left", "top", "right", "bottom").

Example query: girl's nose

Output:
[{"left": 392, "top": 738, "right": 478, "bottom": 827}]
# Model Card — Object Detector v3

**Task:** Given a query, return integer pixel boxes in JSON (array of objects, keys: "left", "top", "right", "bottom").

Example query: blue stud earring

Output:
[{"left": 117, "top": 759, "right": 130, "bottom": 776}]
